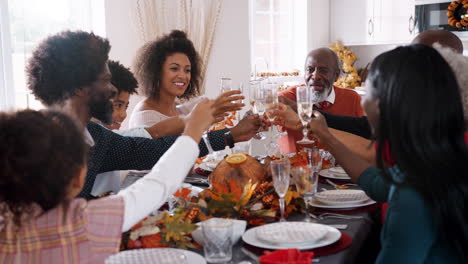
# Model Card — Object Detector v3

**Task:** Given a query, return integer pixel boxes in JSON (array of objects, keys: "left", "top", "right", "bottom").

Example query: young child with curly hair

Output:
[{"left": 0, "top": 97, "right": 215, "bottom": 263}]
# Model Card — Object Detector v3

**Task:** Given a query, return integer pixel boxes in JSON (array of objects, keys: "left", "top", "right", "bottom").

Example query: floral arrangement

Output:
[
  {"left": 329, "top": 41, "right": 361, "bottom": 89},
  {"left": 124, "top": 212, "right": 199, "bottom": 250}
]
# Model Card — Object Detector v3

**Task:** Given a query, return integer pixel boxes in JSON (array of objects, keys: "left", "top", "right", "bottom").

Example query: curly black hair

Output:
[
  {"left": 108, "top": 60, "right": 138, "bottom": 95},
  {"left": 133, "top": 30, "right": 201, "bottom": 100},
  {"left": 0, "top": 110, "right": 88, "bottom": 228},
  {"left": 26, "top": 30, "right": 111, "bottom": 106}
]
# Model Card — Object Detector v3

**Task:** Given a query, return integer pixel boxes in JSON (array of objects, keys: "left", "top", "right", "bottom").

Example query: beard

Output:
[
  {"left": 310, "top": 88, "right": 329, "bottom": 103},
  {"left": 89, "top": 94, "right": 113, "bottom": 125}
]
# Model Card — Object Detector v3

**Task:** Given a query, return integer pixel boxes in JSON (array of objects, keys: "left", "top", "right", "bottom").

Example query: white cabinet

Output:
[{"left": 330, "top": 0, "right": 416, "bottom": 45}]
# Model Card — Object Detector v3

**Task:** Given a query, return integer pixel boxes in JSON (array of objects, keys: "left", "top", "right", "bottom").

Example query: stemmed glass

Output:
[
  {"left": 247, "top": 81, "right": 267, "bottom": 141},
  {"left": 251, "top": 81, "right": 267, "bottom": 140},
  {"left": 296, "top": 86, "right": 314, "bottom": 144},
  {"left": 270, "top": 158, "right": 291, "bottom": 222},
  {"left": 291, "top": 166, "right": 318, "bottom": 222}
]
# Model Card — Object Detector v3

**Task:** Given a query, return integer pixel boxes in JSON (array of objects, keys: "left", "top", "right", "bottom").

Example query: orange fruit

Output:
[{"left": 225, "top": 153, "right": 247, "bottom": 165}]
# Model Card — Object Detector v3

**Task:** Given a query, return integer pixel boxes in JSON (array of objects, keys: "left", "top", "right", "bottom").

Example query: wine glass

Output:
[
  {"left": 270, "top": 158, "right": 291, "bottom": 222},
  {"left": 264, "top": 82, "right": 279, "bottom": 130},
  {"left": 250, "top": 81, "right": 267, "bottom": 140},
  {"left": 291, "top": 166, "right": 318, "bottom": 222},
  {"left": 305, "top": 146, "right": 324, "bottom": 172},
  {"left": 202, "top": 132, "right": 218, "bottom": 170},
  {"left": 296, "top": 86, "right": 314, "bottom": 144}
]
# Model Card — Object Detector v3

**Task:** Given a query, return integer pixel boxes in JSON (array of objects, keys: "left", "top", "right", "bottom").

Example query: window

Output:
[
  {"left": 250, "top": 0, "right": 307, "bottom": 75},
  {"left": 0, "top": 0, "right": 105, "bottom": 110}
]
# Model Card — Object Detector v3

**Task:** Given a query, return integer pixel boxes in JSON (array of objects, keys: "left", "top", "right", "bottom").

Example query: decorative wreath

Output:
[{"left": 447, "top": 0, "right": 468, "bottom": 28}]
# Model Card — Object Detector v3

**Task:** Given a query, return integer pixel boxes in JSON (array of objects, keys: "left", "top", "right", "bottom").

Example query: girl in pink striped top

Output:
[{"left": 0, "top": 100, "right": 214, "bottom": 263}]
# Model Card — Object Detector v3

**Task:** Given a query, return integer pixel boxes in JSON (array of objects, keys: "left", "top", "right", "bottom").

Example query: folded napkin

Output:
[{"left": 259, "top": 249, "right": 314, "bottom": 264}]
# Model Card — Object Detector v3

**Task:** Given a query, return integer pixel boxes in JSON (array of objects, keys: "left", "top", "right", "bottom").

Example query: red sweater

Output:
[{"left": 278, "top": 85, "right": 365, "bottom": 153}]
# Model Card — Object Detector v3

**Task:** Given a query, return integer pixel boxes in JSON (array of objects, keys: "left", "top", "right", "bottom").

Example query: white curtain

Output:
[{"left": 133, "top": 0, "right": 223, "bottom": 94}]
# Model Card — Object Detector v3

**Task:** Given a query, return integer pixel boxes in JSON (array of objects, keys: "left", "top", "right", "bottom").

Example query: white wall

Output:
[
  {"left": 307, "top": 0, "right": 330, "bottom": 51},
  {"left": 203, "top": 0, "right": 250, "bottom": 99},
  {"left": 349, "top": 44, "right": 397, "bottom": 69}
]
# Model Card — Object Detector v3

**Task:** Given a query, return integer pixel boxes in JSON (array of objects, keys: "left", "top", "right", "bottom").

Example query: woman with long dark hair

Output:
[{"left": 307, "top": 44, "right": 468, "bottom": 263}]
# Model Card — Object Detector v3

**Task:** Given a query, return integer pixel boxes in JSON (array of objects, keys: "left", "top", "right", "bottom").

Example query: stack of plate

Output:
[
  {"left": 242, "top": 222, "right": 341, "bottom": 250},
  {"left": 319, "top": 166, "right": 350, "bottom": 180},
  {"left": 311, "top": 189, "right": 375, "bottom": 209}
]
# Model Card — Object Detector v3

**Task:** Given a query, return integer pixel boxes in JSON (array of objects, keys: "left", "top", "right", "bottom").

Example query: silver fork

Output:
[{"left": 318, "top": 213, "right": 364, "bottom": 220}]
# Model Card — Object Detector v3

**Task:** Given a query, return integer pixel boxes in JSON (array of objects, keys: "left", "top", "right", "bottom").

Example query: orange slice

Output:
[{"left": 225, "top": 153, "right": 247, "bottom": 165}]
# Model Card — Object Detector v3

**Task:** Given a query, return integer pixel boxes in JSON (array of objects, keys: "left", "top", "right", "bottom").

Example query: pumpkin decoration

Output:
[{"left": 210, "top": 153, "right": 266, "bottom": 188}]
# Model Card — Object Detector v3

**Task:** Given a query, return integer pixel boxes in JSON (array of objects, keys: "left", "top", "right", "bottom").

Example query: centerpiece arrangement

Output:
[{"left": 122, "top": 153, "right": 309, "bottom": 250}]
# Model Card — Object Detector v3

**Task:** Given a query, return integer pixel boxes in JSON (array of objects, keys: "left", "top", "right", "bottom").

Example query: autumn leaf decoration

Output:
[
  {"left": 160, "top": 212, "right": 198, "bottom": 249},
  {"left": 127, "top": 212, "right": 199, "bottom": 250}
]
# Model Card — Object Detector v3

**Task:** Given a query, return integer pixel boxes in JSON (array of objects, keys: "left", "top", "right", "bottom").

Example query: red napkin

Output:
[{"left": 259, "top": 249, "right": 314, "bottom": 264}]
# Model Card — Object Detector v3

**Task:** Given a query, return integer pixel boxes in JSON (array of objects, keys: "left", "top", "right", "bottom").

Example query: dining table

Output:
[{"left": 121, "top": 171, "right": 382, "bottom": 264}]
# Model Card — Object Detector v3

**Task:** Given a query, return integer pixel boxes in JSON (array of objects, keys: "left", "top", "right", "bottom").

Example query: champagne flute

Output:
[
  {"left": 291, "top": 166, "right": 318, "bottom": 222},
  {"left": 264, "top": 82, "right": 279, "bottom": 127},
  {"left": 296, "top": 86, "right": 314, "bottom": 144},
  {"left": 270, "top": 158, "right": 291, "bottom": 222},
  {"left": 250, "top": 81, "right": 267, "bottom": 140}
]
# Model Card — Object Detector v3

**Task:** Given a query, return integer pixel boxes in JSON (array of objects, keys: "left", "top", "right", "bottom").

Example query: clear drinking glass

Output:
[
  {"left": 305, "top": 146, "right": 324, "bottom": 172},
  {"left": 291, "top": 166, "right": 318, "bottom": 222},
  {"left": 220, "top": 77, "right": 232, "bottom": 93},
  {"left": 202, "top": 218, "right": 233, "bottom": 263},
  {"left": 270, "top": 158, "right": 291, "bottom": 222},
  {"left": 296, "top": 86, "right": 314, "bottom": 144}
]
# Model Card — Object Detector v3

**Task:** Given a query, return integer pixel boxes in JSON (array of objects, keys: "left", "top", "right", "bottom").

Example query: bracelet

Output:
[{"left": 224, "top": 130, "right": 235, "bottom": 148}]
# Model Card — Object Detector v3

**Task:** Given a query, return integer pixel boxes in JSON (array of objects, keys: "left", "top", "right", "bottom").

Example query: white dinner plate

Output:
[
  {"left": 105, "top": 248, "right": 206, "bottom": 264},
  {"left": 255, "top": 222, "right": 329, "bottom": 246},
  {"left": 310, "top": 197, "right": 376, "bottom": 210},
  {"left": 314, "top": 190, "right": 370, "bottom": 205},
  {"left": 242, "top": 223, "right": 341, "bottom": 250},
  {"left": 198, "top": 162, "right": 214, "bottom": 172},
  {"left": 319, "top": 168, "right": 351, "bottom": 180}
]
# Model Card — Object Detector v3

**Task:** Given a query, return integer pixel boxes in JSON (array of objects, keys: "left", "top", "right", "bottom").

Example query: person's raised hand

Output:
[
  {"left": 278, "top": 96, "right": 297, "bottom": 113},
  {"left": 269, "top": 103, "right": 302, "bottom": 131},
  {"left": 183, "top": 98, "right": 216, "bottom": 141},
  {"left": 229, "top": 114, "right": 262, "bottom": 142},
  {"left": 307, "top": 110, "right": 332, "bottom": 143},
  {"left": 212, "top": 90, "right": 245, "bottom": 122}
]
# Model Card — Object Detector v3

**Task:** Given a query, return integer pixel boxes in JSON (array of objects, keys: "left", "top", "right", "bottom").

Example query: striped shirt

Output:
[{"left": 0, "top": 196, "right": 124, "bottom": 264}]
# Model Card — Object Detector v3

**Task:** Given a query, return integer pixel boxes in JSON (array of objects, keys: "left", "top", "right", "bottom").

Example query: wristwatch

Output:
[{"left": 224, "top": 130, "right": 235, "bottom": 149}]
